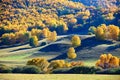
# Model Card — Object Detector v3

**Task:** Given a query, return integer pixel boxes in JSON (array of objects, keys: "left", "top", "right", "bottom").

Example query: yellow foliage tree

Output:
[
  {"left": 96, "top": 53, "right": 120, "bottom": 69},
  {"left": 108, "top": 25, "right": 120, "bottom": 40},
  {"left": 48, "top": 60, "right": 65, "bottom": 70},
  {"left": 1, "top": 33, "right": 16, "bottom": 45},
  {"left": 46, "top": 31, "right": 57, "bottom": 42},
  {"left": 67, "top": 47, "right": 77, "bottom": 59},
  {"left": 95, "top": 27, "right": 105, "bottom": 40},
  {"left": 29, "top": 36, "right": 38, "bottom": 47},
  {"left": 71, "top": 35, "right": 81, "bottom": 47},
  {"left": 69, "top": 18, "right": 77, "bottom": 24},
  {"left": 95, "top": 24, "right": 120, "bottom": 41},
  {"left": 27, "top": 58, "right": 49, "bottom": 71}
]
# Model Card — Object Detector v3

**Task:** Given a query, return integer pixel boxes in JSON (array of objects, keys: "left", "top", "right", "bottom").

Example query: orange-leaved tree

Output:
[
  {"left": 71, "top": 35, "right": 81, "bottom": 47},
  {"left": 27, "top": 57, "right": 49, "bottom": 71},
  {"left": 96, "top": 53, "right": 120, "bottom": 69},
  {"left": 67, "top": 47, "right": 77, "bottom": 59}
]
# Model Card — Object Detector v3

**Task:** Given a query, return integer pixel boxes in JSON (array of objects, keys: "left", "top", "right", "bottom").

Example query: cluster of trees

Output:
[
  {"left": 27, "top": 57, "right": 84, "bottom": 72},
  {"left": 93, "top": 24, "right": 120, "bottom": 41},
  {"left": 1, "top": 31, "right": 30, "bottom": 45},
  {"left": 0, "top": 0, "right": 87, "bottom": 46},
  {"left": 0, "top": 0, "right": 119, "bottom": 46},
  {"left": 96, "top": 53, "right": 120, "bottom": 69},
  {"left": 0, "top": 28, "right": 57, "bottom": 46},
  {"left": 28, "top": 35, "right": 81, "bottom": 72}
]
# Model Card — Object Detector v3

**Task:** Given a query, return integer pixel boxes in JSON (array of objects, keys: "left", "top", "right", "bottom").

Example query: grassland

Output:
[
  {"left": 0, "top": 35, "right": 120, "bottom": 67},
  {"left": 0, "top": 74, "right": 120, "bottom": 80}
]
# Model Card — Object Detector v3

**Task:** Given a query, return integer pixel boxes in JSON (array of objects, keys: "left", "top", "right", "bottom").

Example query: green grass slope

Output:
[{"left": 0, "top": 35, "right": 120, "bottom": 66}]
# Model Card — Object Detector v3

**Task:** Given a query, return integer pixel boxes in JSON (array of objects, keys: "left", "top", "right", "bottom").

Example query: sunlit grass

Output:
[{"left": 0, "top": 74, "right": 120, "bottom": 80}]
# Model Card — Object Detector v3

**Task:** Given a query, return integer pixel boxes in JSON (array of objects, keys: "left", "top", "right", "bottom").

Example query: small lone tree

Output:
[
  {"left": 71, "top": 35, "right": 81, "bottom": 47},
  {"left": 29, "top": 36, "right": 38, "bottom": 47},
  {"left": 67, "top": 47, "right": 77, "bottom": 59}
]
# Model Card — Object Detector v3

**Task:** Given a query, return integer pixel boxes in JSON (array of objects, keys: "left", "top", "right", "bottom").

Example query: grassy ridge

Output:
[{"left": 0, "top": 35, "right": 120, "bottom": 67}]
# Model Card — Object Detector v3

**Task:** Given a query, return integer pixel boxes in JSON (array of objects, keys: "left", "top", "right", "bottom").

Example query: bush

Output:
[
  {"left": 96, "top": 67, "right": 120, "bottom": 74},
  {"left": 22, "top": 65, "right": 41, "bottom": 74},
  {"left": 0, "top": 65, "right": 12, "bottom": 73},
  {"left": 68, "top": 66, "right": 101, "bottom": 74},
  {"left": 12, "top": 66, "right": 23, "bottom": 73},
  {"left": 40, "top": 42, "right": 47, "bottom": 46},
  {"left": 52, "top": 68, "right": 71, "bottom": 74}
]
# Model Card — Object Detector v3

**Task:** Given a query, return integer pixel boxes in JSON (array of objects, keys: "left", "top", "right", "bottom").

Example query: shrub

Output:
[
  {"left": 0, "top": 65, "right": 12, "bottom": 73},
  {"left": 22, "top": 65, "right": 41, "bottom": 74},
  {"left": 96, "top": 67, "right": 120, "bottom": 74},
  {"left": 88, "top": 26, "right": 96, "bottom": 34},
  {"left": 12, "top": 66, "right": 23, "bottom": 73},
  {"left": 52, "top": 68, "right": 71, "bottom": 74},
  {"left": 40, "top": 42, "right": 47, "bottom": 46},
  {"left": 68, "top": 66, "right": 101, "bottom": 74},
  {"left": 95, "top": 24, "right": 120, "bottom": 40}
]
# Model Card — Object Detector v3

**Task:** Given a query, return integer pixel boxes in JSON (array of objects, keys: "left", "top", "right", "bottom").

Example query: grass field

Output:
[
  {"left": 0, "top": 35, "right": 120, "bottom": 67},
  {"left": 0, "top": 74, "right": 120, "bottom": 80}
]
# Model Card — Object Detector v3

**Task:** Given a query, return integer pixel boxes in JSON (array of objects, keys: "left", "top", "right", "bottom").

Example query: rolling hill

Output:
[{"left": 0, "top": 34, "right": 120, "bottom": 66}]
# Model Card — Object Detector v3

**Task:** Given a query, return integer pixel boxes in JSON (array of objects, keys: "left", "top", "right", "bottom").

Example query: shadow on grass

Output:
[
  {"left": 49, "top": 36, "right": 114, "bottom": 61},
  {"left": 76, "top": 36, "right": 113, "bottom": 52},
  {"left": 106, "top": 44, "right": 120, "bottom": 51}
]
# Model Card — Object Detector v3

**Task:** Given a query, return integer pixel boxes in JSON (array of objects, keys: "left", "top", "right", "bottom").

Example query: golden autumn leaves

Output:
[
  {"left": 96, "top": 54, "right": 120, "bottom": 69},
  {"left": 27, "top": 57, "right": 83, "bottom": 72},
  {"left": 95, "top": 24, "right": 120, "bottom": 40},
  {"left": 67, "top": 35, "right": 81, "bottom": 59}
]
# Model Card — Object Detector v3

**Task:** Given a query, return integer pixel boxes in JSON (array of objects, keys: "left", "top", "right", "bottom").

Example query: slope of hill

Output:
[{"left": 0, "top": 34, "right": 120, "bottom": 66}]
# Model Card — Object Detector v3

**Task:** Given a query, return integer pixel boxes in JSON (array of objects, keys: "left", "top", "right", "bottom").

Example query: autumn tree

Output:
[
  {"left": 69, "top": 18, "right": 77, "bottom": 25},
  {"left": 1, "top": 33, "right": 16, "bottom": 45},
  {"left": 104, "top": 13, "right": 114, "bottom": 20},
  {"left": 46, "top": 31, "right": 57, "bottom": 42},
  {"left": 95, "top": 24, "right": 120, "bottom": 41},
  {"left": 71, "top": 35, "right": 81, "bottom": 47},
  {"left": 70, "top": 61, "right": 84, "bottom": 67},
  {"left": 42, "top": 28, "right": 49, "bottom": 38},
  {"left": 48, "top": 60, "right": 65, "bottom": 70},
  {"left": 108, "top": 25, "right": 120, "bottom": 40},
  {"left": 95, "top": 27, "right": 105, "bottom": 40},
  {"left": 31, "top": 29, "right": 42, "bottom": 40},
  {"left": 96, "top": 53, "right": 120, "bottom": 69},
  {"left": 29, "top": 36, "right": 38, "bottom": 47},
  {"left": 27, "top": 57, "right": 49, "bottom": 71},
  {"left": 67, "top": 47, "right": 77, "bottom": 59}
]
